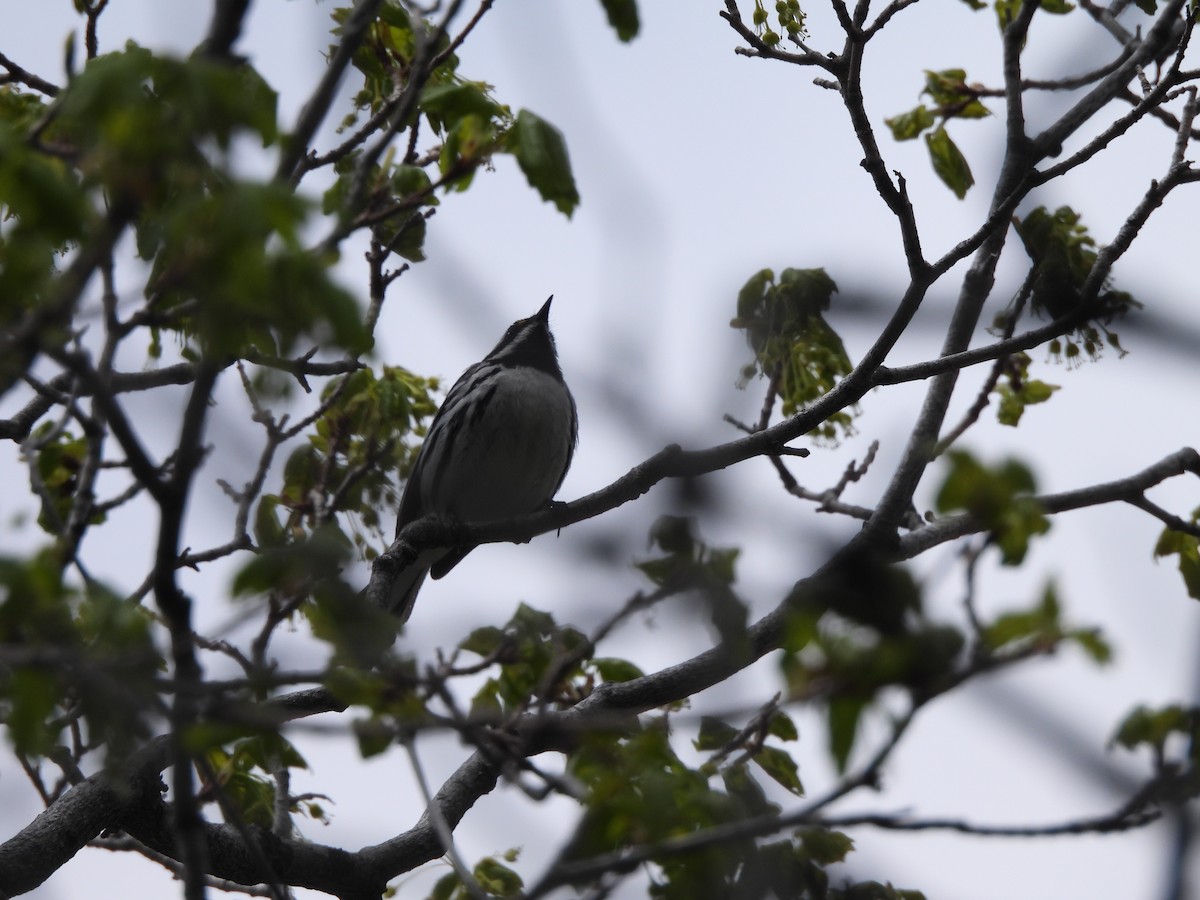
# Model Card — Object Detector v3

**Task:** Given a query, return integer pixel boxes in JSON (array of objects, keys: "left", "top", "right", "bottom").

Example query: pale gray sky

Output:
[{"left": 2, "top": 2, "right": 1199, "bottom": 898}]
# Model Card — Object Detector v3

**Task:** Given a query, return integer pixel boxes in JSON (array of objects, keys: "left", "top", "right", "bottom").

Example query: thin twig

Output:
[{"left": 402, "top": 737, "right": 489, "bottom": 900}]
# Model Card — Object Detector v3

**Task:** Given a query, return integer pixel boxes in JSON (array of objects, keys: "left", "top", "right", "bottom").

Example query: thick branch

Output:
[{"left": 1033, "top": 0, "right": 1189, "bottom": 159}]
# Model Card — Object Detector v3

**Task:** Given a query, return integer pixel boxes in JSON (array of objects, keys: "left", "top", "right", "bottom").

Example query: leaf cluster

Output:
[
  {"left": 885, "top": 68, "right": 990, "bottom": 199},
  {"left": 637, "top": 516, "right": 747, "bottom": 648},
  {"left": 0, "top": 93, "right": 91, "bottom": 314},
  {"left": 1012, "top": 206, "right": 1140, "bottom": 364},
  {"left": 750, "top": 0, "right": 809, "bottom": 47},
  {"left": 429, "top": 849, "right": 524, "bottom": 900},
  {"left": 198, "top": 734, "right": 316, "bottom": 829},
  {"left": 272, "top": 367, "right": 439, "bottom": 553},
  {"left": 0, "top": 552, "right": 160, "bottom": 763},
  {"left": 992, "top": 352, "right": 1060, "bottom": 427},
  {"left": 935, "top": 451, "right": 1049, "bottom": 565},
  {"left": 980, "top": 581, "right": 1112, "bottom": 664},
  {"left": 779, "top": 597, "right": 964, "bottom": 772},
  {"left": 567, "top": 721, "right": 857, "bottom": 899},
  {"left": 1154, "top": 509, "right": 1200, "bottom": 601},
  {"left": 329, "top": 3, "right": 580, "bottom": 236},
  {"left": 462, "top": 603, "right": 595, "bottom": 718},
  {"left": 732, "top": 267, "right": 855, "bottom": 443}
]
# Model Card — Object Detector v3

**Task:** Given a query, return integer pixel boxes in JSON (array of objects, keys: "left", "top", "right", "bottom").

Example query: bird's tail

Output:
[{"left": 386, "top": 549, "right": 439, "bottom": 624}]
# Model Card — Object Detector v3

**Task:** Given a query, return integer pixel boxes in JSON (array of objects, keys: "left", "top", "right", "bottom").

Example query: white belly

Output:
[{"left": 422, "top": 367, "right": 573, "bottom": 522}]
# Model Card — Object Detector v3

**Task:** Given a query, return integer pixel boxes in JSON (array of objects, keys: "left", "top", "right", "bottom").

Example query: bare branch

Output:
[
  {"left": 402, "top": 738, "right": 489, "bottom": 900},
  {"left": 276, "top": 0, "right": 387, "bottom": 185},
  {"left": 79, "top": 0, "right": 110, "bottom": 60},
  {"left": 719, "top": 1, "right": 838, "bottom": 71},
  {"left": 91, "top": 835, "right": 276, "bottom": 897},
  {"left": 0, "top": 51, "right": 60, "bottom": 95}
]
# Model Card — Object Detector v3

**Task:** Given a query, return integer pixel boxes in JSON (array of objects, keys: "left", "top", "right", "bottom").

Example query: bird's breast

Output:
[{"left": 425, "top": 367, "right": 573, "bottom": 522}]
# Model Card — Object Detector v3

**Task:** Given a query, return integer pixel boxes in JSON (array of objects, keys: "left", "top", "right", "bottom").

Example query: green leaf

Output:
[
  {"left": 354, "top": 718, "right": 393, "bottom": 758},
  {"left": 827, "top": 695, "right": 865, "bottom": 774},
  {"left": 983, "top": 603, "right": 1054, "bottom": 650},
  {"left": 731, "top": 265, "right": 854, "bottom": 441},
  {"left": 507, "top": 109, "right": 580, "bottom": 217},
  {"left": 1154, "top": 525, "right": 1194, "bottom": 557},
  {"left": 421, "top": 81, "right": 504, "bottom": 131},
  {"left": 474, "top": 855, "right": 524, "bottom": 896},
  {"left": 885, "top": 105, "right": 935, "bottom": 141},
  {"left": 1069, "top": 628, "right": 1113, "bottom": 665},
  {"left": 695, "top": 716, "right": 740, "bottom": 751},
  {"left": 593, "top": 657, "right": 645, "bottom": 683},
  {"left": 0, "top": 85, "right": 48, "bottom": 132},
  {"left": 798, "top": 827, "right": 855, "bottom": 865},
  {"left": 722, "top": 765, "right": 779, "bottom": 818},
  {"left": 753, "top": 744, "right": 805, "bottom": 795},
  {"left": 994, "top": 498, "right": 1050, "bottom": 565},
  {"left": 236, "top": 526, "right": 393, "bottom": 666},
  {"left": 735, "top": 268, "right": 774, "bottom": 321},
  {"left": 460, "top": 625, "right": 507, "bottom": 657},
  {"left": 708, "top": 587, "right": 749, "bottom": 650},
  {"left": 469, "top": 679, "right": 503, "bottom": 720},
  {"left": 253, "top": 496, "right": 287, "bottom": 549},
  {"left": 768, "top": 709, "right": 799, "bottom": 742},
  {"left": 0, "top": 128, "right": 89, "bottom": 244},
  {"left": 996, "top": 379, "right": 1060, "bottom": 427},
  {"left": 391, "top": 164, "right": 436, "bottom": 204},
  {"left": 307, "top": 582, "right": 399, "bottom": 669},
  {"left": 0, "top": 124, "right": 92, "bottom": 306},
  {"left": 979, "top": 581, "right": 1108, "bottom": 664},
  {"left": 1014, "top": 205, "right": 1141, "bottom": 333},
  {"left": 1182, "top": 552, "right": 1200, "bottom": 601},
  {"left": 377, "top": 210, "right": 428, "bottom": 262},
  {"left": 241, "top": 733, "right": 309, "bottom": 771},
  {"left": 510, "top": 602, "right": 557, "bottom": 635},
  {"left": 599, "top": 0, "right": 640, "bottom": 41},
  {"left": 140, "top": 181, "right": 369, "bottom": 357},
  {"left": 648, "top": 514, "right": 698, "bottom": 555},
  {"left": 1154, "top": 516, "right": 1200, "bottom": 601},
  {"left": 430, "top": 872, "right": 460, "bottom": 900},
  {"left": 921, "top": 69, "right": 989, "bottom": 119},
  {"left": 7, "top": 668, "right": 62, "bottom": 756},
  {"left": 53, "top": 46, "right": 278, "bottom": 208},
  {"left": 924, "top": 125, "right": 974, "bottom": 198},
  {"left": 635, "top": 556, "right": 676, "bottom": 587},
  {"left": 936, "top": 451, "right": 1048, "bottom": 565},
  {"left": 994, "top": 0, "right": 1021, "bottom": 28},
  {"left": 1110, "top": 704, "right": 1193, "bottom": 752},
  {"left": 707, "top": 547, "right": 741, "bottom": 585}
]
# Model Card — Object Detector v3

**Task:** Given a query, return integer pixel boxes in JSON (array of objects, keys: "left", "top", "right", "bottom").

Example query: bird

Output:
[{"left": 386, "top": 296, "right": 577, "bottom": 622}]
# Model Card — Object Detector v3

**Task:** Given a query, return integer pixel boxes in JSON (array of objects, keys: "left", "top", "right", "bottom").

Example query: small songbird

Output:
[{"left": 387, "top": 297, "right": 578, "bottom": 622}]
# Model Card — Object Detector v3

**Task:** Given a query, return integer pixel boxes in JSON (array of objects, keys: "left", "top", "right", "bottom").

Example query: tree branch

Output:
[
  {"left": 899, "top": 447, "right": 1200, "bottom": 557},
  {"left": 0, "top": 50, "right": 60, "bottom": 95},
  {"left": 276, "top": 0, "right": 387, "bottom": 185}
]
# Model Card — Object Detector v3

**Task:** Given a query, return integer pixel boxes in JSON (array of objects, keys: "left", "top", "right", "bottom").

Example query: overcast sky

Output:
[{"left": 2, "top": 2, "right": 1199, "bottom": 898}]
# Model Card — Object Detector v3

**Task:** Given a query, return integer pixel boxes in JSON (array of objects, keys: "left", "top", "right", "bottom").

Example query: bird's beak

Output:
[{"left": 537, "top": 295, "right": 553, "bottom": 322}]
